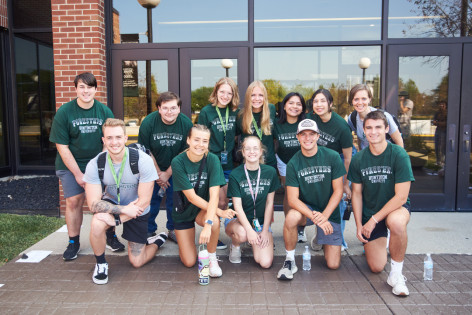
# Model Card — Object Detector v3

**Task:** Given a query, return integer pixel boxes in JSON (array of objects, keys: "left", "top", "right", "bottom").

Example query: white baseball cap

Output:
[{"left": 297, "top": 119, "right": 320, "bottom": 134}]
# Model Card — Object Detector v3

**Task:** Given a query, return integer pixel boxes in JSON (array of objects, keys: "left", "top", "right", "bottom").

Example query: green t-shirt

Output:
[
  {"left": 307, "top": 112, "right": 353, "bottom": 154},
  {"left": 227, "top": 164, "right": 281, "bottom": 225},
  {"left": 138, "top": 112, "right": 193, "bottom": 172},
  {"left": 171, "top": 152, "right": 226, "bottom": 223},
  {"left": 347, "top": 143, "right": 415, "bottom": 225},
  {"left": 285, "top": 147, "right": 346, "bottom": 224},
  {"left": 49, "top": 99, "right": 114, "bottom": 172},
  {"left": 273, "top": 120, "right": 300, "bottom": 164},
  {"left": 237, "top": 104, "right": 277, "bottom": 168},
  {"left": 198, "top": 104, "right": 239, "bottom": 171}
]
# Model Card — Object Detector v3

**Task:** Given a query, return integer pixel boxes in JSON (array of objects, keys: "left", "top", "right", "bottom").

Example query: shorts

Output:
[
  {"left": 304, "top": 204, "right": 342, "bottom": 246},
  {"left": 364, "top": 202, "right": 411, "bottom": 243},
  {"left": 224, "top": 217, "right": 272, "bottom": 232},
  {"left": 275, "top": 154, "right": 287, "bottom": 177},
  {"left": 223, "top": 170, "right": 232, "bottom": 183},
  {"left": 122, "top": 213, "right": 150, "bottom": 244},
  {"left": 174, "top": 220, "right": 195, "bottom": 231},
  {"left": 56, "top": 170, "right": 84, "bottom": 198}
]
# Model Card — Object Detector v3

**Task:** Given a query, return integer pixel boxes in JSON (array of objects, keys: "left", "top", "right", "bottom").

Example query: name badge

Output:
[
  {"left": 220, "top": 151, "right": 228, "bottom": 164},
  {"left": 252, "top": 218, "right": 262, "bottom": 232}
]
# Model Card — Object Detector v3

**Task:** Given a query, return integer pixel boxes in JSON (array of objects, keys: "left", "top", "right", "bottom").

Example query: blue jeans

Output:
[
  {"left": 147, "top": 178, "right": 174, "bottom": 233},
  {"left": 339, "top": 145, "right": 357, "bottom": 248}
]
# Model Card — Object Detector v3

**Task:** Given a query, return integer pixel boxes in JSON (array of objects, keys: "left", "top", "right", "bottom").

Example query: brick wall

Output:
[
  {"left": 0, "top": 0, "right": 7, "bottom": 28},
  {"left": 51, "top": 0, "right": 107, "bottom": 216}
]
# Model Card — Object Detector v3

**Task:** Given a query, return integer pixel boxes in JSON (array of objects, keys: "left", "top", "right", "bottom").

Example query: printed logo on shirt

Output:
[
  {"left": 239, "top": 179, "right": 271, "bottom": 196},
  {"left": 71, "top": 118, "right": 104, "bottom": 134},
  {"left": 153, "top": 132, "right": 183, "bottom": 147},
  {"left": 297, "top": 166, "right": 331, "bottom": 184},
  {"left": 211, "top": 116, "right": 236, "bottom": 132},
  {"left": 187, "top": 172, "right": 208, "bottom": 188},
  {"left": 317, "top": 130, "right": 335, "bottom": 146},
  {"left": 278, "top": 133, "right": 300, "bottom": 148},
  {"left": 361, "top": 166, "right": 392, "bottom": 184}
]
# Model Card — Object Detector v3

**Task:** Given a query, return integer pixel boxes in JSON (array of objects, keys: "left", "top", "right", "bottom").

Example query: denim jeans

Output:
[{"left": 147, "top": 178, "right": 174, "bottom": 234}]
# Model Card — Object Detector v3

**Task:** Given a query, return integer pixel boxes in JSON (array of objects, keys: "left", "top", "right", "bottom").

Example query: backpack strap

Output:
[
  {"left": 128, "top": 147, "right": 140, "bottom": 175},
  {"left": 97, "top": 152, "right": 107, "bottom": 182},
  {"left": 350, "top": 111, "right": 358, "bottom": 130}
]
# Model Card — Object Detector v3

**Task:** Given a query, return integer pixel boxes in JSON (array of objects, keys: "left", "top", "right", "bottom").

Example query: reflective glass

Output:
[
  {"left": 398, "top": 56, "right": 449, "bottom": 193},
  {"left": 122, "top": 60, "right": 168, "bottom": 143},
  {"left": 389, "top": 0, "right": 472, "bottom": 38},
  {"left": 191, "top": 59, "right": 237, "bottom": 123},
  {"left": 254, "top": 46, "right": 381, "bottom": 118},
  {"left": 112, "top": 0, "right": 247, "bottom": 43},
  {"left": 13, "top": 0, "right": 52, "bottom": 29},
  {"left": 254, "top": 0, "right": 381, "bottom": 42},
  {"left": 0, "top": 41, "right": 7, "bottom": 167}
]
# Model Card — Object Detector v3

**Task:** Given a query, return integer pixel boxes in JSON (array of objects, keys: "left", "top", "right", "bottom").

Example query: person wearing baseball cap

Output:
[{"left": 277, "top": 119, "right": 345, "bottom": 280}]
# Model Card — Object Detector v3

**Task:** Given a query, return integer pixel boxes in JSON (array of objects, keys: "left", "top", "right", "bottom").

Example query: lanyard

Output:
[
  {"left": 252, "top": 115, "right": 262, "bottom": 140},
  {"left": 107, "top": 149, "right": 128, "bottom": 204},
  {"left": 244, "top": 164, "right": 261, "bottom": 218},
  {"left": 215, "top": 106, "right": 229, "bottom": 151}
]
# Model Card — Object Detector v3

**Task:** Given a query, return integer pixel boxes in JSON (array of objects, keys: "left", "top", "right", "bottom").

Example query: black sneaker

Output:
[
  {"left": 63, "top": 240, "right": 80, "bottom": 261},
  {"left": 106, "top": 235, "right": 125, "bottom": 252},
  {"left": 217, "top": 240, "right": 227, "bottom": 250},
  {"left": 93, "top": 263, "right": 108, "bottom": 285}
]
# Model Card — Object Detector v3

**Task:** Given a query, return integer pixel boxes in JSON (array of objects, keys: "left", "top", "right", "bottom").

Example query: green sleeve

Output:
[
  {"left": 340, "top": 123, "right": 353, "bottom": 149},
  {"left": 269, "top": 168, "right": 281, "bottom": 192},
  {"left": 170, "top": 155, "right": 193, "bottom": 192},
  {"left": 285, "top": 159, "right": 299, "bottom": 187},
  {"left": 197, "top": 107, "right": 209, "bottom": 126},
  {"left": 179, "top": 114, "right": 193, "bottom": 153},
  {"left": 394, "top": 147, "right": 415, "bottom": 183},
  {"left": 347, "top": 154, "right": 362, "bottom": 183},
  {"left": 49, "top": 107, "right": 70, "bottom": 145},
  {"left": 137, "top": 116, "right": 152, "bottom": 150},
  {"left": 331, "top": 152, "right": 347, "bottom": 180},
  {"left": 227, "top": 173, "right": 241, "bottom": 198}
]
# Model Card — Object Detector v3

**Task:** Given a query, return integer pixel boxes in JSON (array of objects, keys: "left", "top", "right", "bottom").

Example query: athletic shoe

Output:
[
  {"left": 387, "top": 273, "right": 410, "bottom": 296},
  {"left": 297, "top": 228, "right": 307, "bottom": 243},
  {"left": 209, "top": 256, "right": 223, "bottom": 277},
  {"left": 106, "top": 235, "right": 125, "bottom": 252},
  {"left": 229, "top": 245, "right": 241, "bottom": 264},
  {"left": 217, "top": 240, "right": 227, "bottom": 250},
  {"left": 147, "top": 232, "right": 168, "bottom": 248},
  {"left": 277, "top": 259, "right": 298, "bottom": 280},
  {"left": 167, "top": 230, "right": 178, "bottom": 243},
  {"left": 341, "top": 245, "right": 348, "bottom": 251},
  {"left": 310, "top": 231, "right": 322, "bottom": 251},
  {"left": 63, "top": 240, "right": 80, "bottom": 261},
  {"left": 92, "top": 263, "right": 108, "bottom": 285}
]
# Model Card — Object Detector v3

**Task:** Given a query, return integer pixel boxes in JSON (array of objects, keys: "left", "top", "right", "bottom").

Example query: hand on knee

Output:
[{"left": 94, "top": 213, "right": 115, "bottom": 226}]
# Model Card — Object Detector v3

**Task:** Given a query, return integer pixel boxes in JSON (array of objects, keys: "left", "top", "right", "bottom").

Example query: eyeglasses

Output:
[
  {"left": 243, "top": 146, "right": 261, "bottom": 152},
  {"left": 159, "top": 106, "right": 179, "bottom": 113}
]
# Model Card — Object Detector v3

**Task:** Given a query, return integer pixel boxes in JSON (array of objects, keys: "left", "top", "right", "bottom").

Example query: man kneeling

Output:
[
  {"left": 278, "top": 119, "right": 345, "bottom": 280},
  {"left": 84, "top": 118, "right": 167, "bottom": 284},
  {"left": 348, "top": 111, "right": 414, "bottom": 296}
]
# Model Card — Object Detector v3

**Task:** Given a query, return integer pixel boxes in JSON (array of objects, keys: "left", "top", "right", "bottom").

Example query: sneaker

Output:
[
  {"left": 92, "top": 263, "right": 109, "bottom": 285},
  {"left": 167, "top": 230, "right": 178, "bottom": 243},
  {"left": 217, "top": 240, "right": 227, "bottom": 250},
  {"left": 297, "top": 228, "right": 307, "bottom": 243},
  {"left": 209, "top": 256, "right": 223, "bottom": 277},
  {"left": 310, "top": 231, "right": 322, "bottom": 251},
  {"left": 387, "top": 273, "right": 410, "bottom": 296},
  {"left": 106, "top": 235, "right": 125, "bottom": 252},
  {"left": 63, "top": 240, "right": 80, "bottom": 261},
  {"left": 341, "top": 245, "right": 348, "bottom": 251},
  {"left": 229, "top": 245, "right": 241, "bottom": 264},
  {"left": 277, "top": 259, "right": 298, "bottom": 280},
  {"left": 147, "top": 232, "right": 168, "bottom": 248}
]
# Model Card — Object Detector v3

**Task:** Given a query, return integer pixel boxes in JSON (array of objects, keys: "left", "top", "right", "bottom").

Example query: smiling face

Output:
[
  {"left": 297, "top": 130, "right": 319, "bottom": 154},
  {"left": 102, "top": 126, "right": 127, "bottom": 157},
  {"left": 352, "top": 90, "right": 371, "bottom": 114},
  {"left": 242, "top": 137, "right": 263, "bottom": 164},
  {"left": 284, "top": 95, "right": 303, "bottom": 119},
  {"left": 364, "top": 118, "right": 389, "bottom": 145},
  {"left": 250, "top": 86, "right": 265, "bottom": 113},
  {"left": 312, "top": 93, "right": 331, "bottom": 116},
  {"left": 75, "top": 80, "right": 97, "bottom": 107},
  {"left": 159, "top": 99, "right": 180, "bottom": 125},
  {"left": 187, "top": 129, "right": 210, "bottom": 157},
  {"left": 217, "top": 83, "right": 233, "bottom": 108}
]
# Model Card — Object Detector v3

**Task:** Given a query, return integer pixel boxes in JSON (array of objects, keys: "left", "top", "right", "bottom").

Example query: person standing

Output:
[
  {"left": 432, "top": 100, "right": 447, "bottom": 168},
  {"left": 398, "top": 91, "right": 414, "bottom": 138},
  {"left": 49, "top": 72, "right": 121, "bottom": 261},
  {"left": 138, "top": 91, "right": 193, "bottom": 242},
  {"left": 348, "top": 111, "right": 414, "bottom": 296}
]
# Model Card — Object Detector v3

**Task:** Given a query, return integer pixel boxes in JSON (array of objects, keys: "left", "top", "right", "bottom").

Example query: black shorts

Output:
[
  {"left": 122, "top": 213, "right": 150, "bottom": 244},
  {"left": 174, "top": 220, "right": 195, "bottom": 231},
  {"left": 364, "top": 202, "right": 411, "bottom": 243}
]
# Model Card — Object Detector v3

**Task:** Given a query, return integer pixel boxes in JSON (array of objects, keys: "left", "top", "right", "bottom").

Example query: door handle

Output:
[
  {"left": 464, "top": 125, "right": 471, "bottom": 153},
  {"left": 448, "top": 124, "right": 456, "bottom": 153}
]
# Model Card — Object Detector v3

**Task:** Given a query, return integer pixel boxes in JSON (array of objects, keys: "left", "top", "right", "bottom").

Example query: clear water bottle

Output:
[
  {"left": 158, "top": 187, "right": 166, "bottom": 198},
  {"left": 302, "top": 245, "right": 311, "bottom": 271},
  {"left": 424, "top": 253, "right": 433, "bottom": 281}
]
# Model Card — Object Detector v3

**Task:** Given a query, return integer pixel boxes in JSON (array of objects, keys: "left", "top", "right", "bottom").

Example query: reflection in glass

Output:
[
  {"left": 0, "top": 44, "right": 7, "bottom": 167},
  {"left": 254, "top": 46, "right": 381, "bottom": 118},
  {"left": 122, "top": 60, "right": 168, "bottom": 143},
  {"left": 112, "top": 0, "right": 247, "bottom": 43},
  {"left": 254, "top": 0, "right": 381, "bottom": 42},
  {"left": 398, "top": 56, "right": 449, "bottom": 193},
  {"left": 389, "top": 0, "right": 472, "bottom": 38},
  {"left": 191, "top": 59, "right": 237, "bottom": 123}
]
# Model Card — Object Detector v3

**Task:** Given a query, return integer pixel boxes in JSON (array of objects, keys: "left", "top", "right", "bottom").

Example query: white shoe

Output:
[
  {"left": 387, "top": 273, "right": 409, "bottom": 296},
  {"left": 229, "top": 245, "right": 241, "bottom": 264},
  {"left": 93, "top": 263, "right": 108, "bottom": 285},
  {"left": 297, "top": 228, "right": 307, "bottom": 243},
  {"left": 209, "top": 255, "right": 223, "bottom": 277},
  {"left": 310, "top": 230, "right": 322, "bottom": 251},
  {"left": 277, "top": 259, "right": 298, "bottom": 280}
]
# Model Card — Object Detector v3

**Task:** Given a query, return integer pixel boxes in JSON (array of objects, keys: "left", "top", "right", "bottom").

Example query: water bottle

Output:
[
  {"left": 424, "top": 253, "right": 433, "bottom": 281},
  {"left": 158, "top": 187, "right": 166, "bottom": 198},
  {"left": 302, "top": 245, "right": 311, "bottom": 271},
  {"left": 198, "top": 245, "right": 210, "bottom": 285}
]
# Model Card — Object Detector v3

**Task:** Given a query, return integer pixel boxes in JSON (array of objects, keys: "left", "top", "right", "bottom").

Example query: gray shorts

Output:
[
  {"left": 305, "top": 206, "right": 342, "bottom": 246},
  {"left": 56, "top": 170, "right": 85, "bottom": 198}
]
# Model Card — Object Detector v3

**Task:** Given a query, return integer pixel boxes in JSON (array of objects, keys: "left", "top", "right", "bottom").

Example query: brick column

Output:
[
  {"left": 0, "top": 0, "right": 7, "bottom": 28},
  {"left": 51, "top": 0, "right": 107, "bottom": 216}
]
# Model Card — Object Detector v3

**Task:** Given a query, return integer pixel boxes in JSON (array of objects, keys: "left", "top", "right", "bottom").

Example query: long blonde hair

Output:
[
  {"left": 239, "top": 81, "right": 271, "bottom": 135},
  {"left": 208, "top": 77, "right": 240, "bottom": 111},
  {"left": 239, "top": 136, "right": 266, "bottom": 164}
]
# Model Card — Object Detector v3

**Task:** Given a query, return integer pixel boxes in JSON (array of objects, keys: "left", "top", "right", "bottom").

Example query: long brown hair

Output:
[
  {"left": 208, "top": 77, "right": 239, "bottom": 111},
  {"left": 239, "top": 81, "right": 271, "bottom": 135}
]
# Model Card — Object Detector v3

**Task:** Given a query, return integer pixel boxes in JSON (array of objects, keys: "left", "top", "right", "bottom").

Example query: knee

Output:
[
  {"left": 181, "top": 257, "right": 196, "bottom": 268},
  {"left": 90, "top": 216, "right": 107, "bottom": 236},
  {"left": 284, "top": 211, "right": 300, "bottom": 229},
  {"left": 368, "top": 261, "right": 386, "bottom": 273},
  {"left": 129, "top": 258, "right": 145, "bottom": 269},
  {"left": 388, "top": 221, "right": 407, "bottom": 236},
  {"left": 326, "top": 259, "right": 340, "bottom": 270},
  {"left": 258, "top": 257, "right": 273, "bottom": 269},
  {"left": 66, "top": 197, "right": 83, "bottom": 210}
]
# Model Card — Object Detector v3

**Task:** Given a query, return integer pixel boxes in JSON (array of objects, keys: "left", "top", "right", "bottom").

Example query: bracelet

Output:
[
  {"left": 371, "top": 215, "right": 379, "bottom": 224},
  {"left": 113, "top": 214, "right": 121, "bottom": 226}
]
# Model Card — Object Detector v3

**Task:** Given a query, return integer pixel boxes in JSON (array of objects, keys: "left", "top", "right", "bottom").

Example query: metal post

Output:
[{"left": 146, "top": 7, "right": 153, "bottom": 114}]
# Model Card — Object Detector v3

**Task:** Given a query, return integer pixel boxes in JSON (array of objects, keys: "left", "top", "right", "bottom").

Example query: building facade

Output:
[{"left": 0, "top": 0, "right": 471, "bottom": 213}]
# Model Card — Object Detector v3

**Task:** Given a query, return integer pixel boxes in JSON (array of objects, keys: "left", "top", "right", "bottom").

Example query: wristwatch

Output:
[{"left": 204, "top": 219, "right": 213, "bottom": 226}]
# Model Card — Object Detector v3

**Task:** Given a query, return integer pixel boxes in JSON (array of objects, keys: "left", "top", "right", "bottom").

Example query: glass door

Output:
[
  {"left": 386, "top": 44, "right": 462, "bottom": 211},
  {"left": 111, "top": 49, "right": 179, "bottom": 143}
]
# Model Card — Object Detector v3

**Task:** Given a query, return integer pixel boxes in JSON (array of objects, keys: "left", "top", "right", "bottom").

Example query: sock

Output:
[
  {"left": 297, "top": 226, "right": 305, "bottom": 233},
  {"left": 390, "top": 259, "right": 404, "bottom": 275},
  {"left": 231, "top": 243, "right": 240, "bottom": 249},
  {"left": 95, "top": 253, "right": 107, "bottom": 264},
  {"left": 69, "top": 235, "right": 79, "bottom": 244},
  {"left": 286, "top": 249, "right": 295, "bottom": 261},
  {"left": 153, "top": 232, "right": 168, "bottom": 248},
  {"left": 105, "top": 227, "right": 115, "bottom": 239},
  {"left": 208, "top": 252, "right": 217, "bottom": 260}
]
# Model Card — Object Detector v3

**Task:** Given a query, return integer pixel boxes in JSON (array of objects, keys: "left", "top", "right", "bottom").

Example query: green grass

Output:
[{"left": 0, "top": 214, "right": 65, "bottom": 265}]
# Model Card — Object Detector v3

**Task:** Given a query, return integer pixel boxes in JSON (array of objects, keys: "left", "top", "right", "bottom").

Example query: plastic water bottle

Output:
[
  {"left": 158, "top": 187, "right": 166, "bottom": 198},
  {"left": 424, "top": 253, "right": 433, "bottom": 281},
  {"left": 198, "top": 245, "right": 210, "bottom": 285},
  {"left": 302, "top": 245, "right": 311, "bottom": 271}
]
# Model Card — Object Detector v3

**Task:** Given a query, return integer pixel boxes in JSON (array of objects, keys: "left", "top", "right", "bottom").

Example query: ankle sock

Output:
[
  {"left": 153, "top": 232, "right": 168, "bottom": 248},
  {"left": 297, "top": 226, "right": 305, "bottom": 233},
  {"left": 208, "top": 252, "right": 217, "bottom": 260},
  {"left": 105, "top": 227, "right": 116, "bottom": 239},
  {"left": 95, "top": 253, "right": 107, "bottom": 264},
  {"left": 286, "top": 249, "right": 295, "bottom": 261},
  {"left": 390, "top": 259, "right": 404, "bottom": 275},
  {"left": 69, "top": 235, "right": 79, "bottom": 244}
]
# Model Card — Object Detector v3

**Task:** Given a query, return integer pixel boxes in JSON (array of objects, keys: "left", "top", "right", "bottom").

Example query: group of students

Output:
[{"left": 50, "top": 73, "right": 414, "bottom": 297}]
